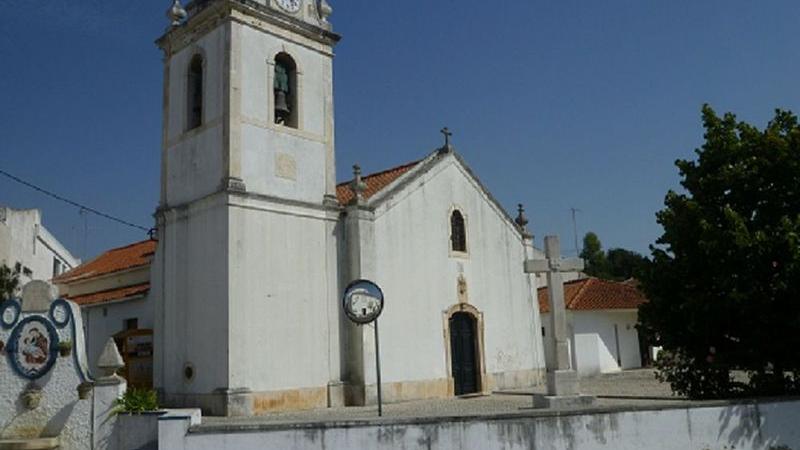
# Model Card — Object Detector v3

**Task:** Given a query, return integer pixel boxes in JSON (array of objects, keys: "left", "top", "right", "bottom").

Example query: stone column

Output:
[
  {"left": 93, "top": 338, "right": 127, "bottom": 450},
  {"left": 341, "top": 165, "right": 376, "bottom": 406}
]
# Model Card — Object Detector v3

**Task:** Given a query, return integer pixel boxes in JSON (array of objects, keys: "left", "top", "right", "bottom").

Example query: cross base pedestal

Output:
[
  {"left": 533, "top": 369, "right": 595, "bottom": 409},
  {"left": 546, "top": 369, "right": 579, "bottom": 396}
]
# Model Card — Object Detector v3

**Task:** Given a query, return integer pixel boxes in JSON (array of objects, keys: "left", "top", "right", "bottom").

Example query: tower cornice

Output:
[{"left": 156, "top": 0, "right": 340, "bottom": 57}]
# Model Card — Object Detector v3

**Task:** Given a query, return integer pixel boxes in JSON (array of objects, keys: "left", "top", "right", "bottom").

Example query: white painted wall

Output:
[
  {"left": 0, "top": 207, "right": 80, "bottom": 285},
  {"left": 543, "top": 310, "right": 642, "bottom": 376},
  {"left": 160, "top": 400, "right": 800, "bottom": 450},
  {"left": 368, "top": 155, "right": 544, "bottom": 388},
  {"left": 226, "top": 197, "right": 339, "bottom": 392},
  {"left": 237, "top": 21, "right": 336, "bottom": 203},
  {"left": 81, "top": 296, "right": 152, "bottom": 377},
  {"left": 164, "top": 27, "right": 227, "bottom": 206},
  {"left": 154, "top": 197, "right": 232, "bottom": 395}
]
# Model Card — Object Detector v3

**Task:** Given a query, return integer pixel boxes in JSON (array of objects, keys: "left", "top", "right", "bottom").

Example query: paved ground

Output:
[{"left": 201, "top": 369, "right": 695, "bottom": 428}]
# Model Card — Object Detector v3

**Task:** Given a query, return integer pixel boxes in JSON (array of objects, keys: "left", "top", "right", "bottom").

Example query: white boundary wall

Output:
[{"left": 159, "top": 399, "right": 800, "bottom": 450}]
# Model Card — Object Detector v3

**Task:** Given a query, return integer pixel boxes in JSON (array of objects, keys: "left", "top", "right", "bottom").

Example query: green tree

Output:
[
  {"left": 580, "top": 232, "right": 610, "bottom": 278},
  {"left": 639, "top": 105, "right": 800, "bottom": 399},
  {"left": 606, "top": 248, "right": 649, "bottom": 281},
  {"left": 0, "top": 264, "right": 20, "bottom": 300}
]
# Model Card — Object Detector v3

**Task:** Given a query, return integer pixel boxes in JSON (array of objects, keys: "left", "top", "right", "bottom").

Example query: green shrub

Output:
[{"left": 115, "top": 388, "right": 159, "bottom": 413}]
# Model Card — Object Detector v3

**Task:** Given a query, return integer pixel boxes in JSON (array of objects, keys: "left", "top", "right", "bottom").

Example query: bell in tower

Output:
[{"left": 274, "top": 61, "right": 292, "bottom": 125}]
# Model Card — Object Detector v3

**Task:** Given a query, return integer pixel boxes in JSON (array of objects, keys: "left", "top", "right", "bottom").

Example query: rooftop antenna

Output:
[
  {"left": 570, "top": 207, "right": 581, "bottom": 257},
  {"left": 80, "top": 208, "right": 88, "bottom": 260}
]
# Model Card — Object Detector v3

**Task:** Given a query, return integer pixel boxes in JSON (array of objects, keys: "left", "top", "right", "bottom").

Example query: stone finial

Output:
[
  {"left": 319, "top": 0, "right": 333, "bottom": 24},
  {"left": 515, "top": 204, "right": 532, "bottom": 237},
  {"left": 351, "top": 164, "right": 367, "bottom": 203},
  {"left": 167, "top": 0, "right": 187, "bottom": 28},
  {"left": 96, "top": 338, "right": 125, "bottom": 383},
  {"left": 440, "top": 127, "right": 454, "bottom": 153},
  {"left": 21, "top": 280, "right": 58, "bottom": 312}
]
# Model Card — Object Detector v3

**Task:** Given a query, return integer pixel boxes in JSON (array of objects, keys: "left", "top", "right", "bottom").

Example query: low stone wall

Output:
[
  {"left": 160, "top": 398, "right": 800, "bottom": 450},
  {"left": 113, "top": 412, "right": 163, "bottom": 450}
]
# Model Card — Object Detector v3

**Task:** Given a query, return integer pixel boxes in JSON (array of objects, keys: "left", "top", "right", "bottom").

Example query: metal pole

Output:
[
  {"left": 374, "top": 319, "right": 383, "bottom": 417},
  {"left": 571, "top": 207, "right": 581, "bottom": 257}
]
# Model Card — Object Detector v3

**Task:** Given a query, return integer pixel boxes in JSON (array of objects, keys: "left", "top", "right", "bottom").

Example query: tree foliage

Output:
[
  {"left": 0, "top": 264, "right": 20, "bottom": 301},
  {"left": 580, "top": 232, "right": 609, "bottom": 277},
  {"left": 607, "top": 248, "right": 649, "bottom": 281},
  {"left": 581, "top": 232, "right": 649, "bottom": 281},
  {"left": 639, "top": 105, "right": 800, "bottom": 399}
]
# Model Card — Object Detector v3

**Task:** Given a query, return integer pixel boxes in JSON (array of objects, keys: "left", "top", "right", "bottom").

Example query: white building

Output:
[
  {"left": 54, "top": 240, "right": 155, "bottom": 379},
  {"left": 0, "top": 207, "right": 80, "bottom": 286},
  {"left": 143, "top": 0, "right": 547, "bottom": 416},
  {"left": 539, "top": 277, "right": 645, "bottom": 376}
]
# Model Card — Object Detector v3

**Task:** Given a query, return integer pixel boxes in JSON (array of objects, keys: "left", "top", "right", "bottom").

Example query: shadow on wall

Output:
[
  {"left": 717, "top": 400, "right": 796, "bottom": 449},
  {"left": 42, "top": 400, "right": 76, "bottom": 437}
]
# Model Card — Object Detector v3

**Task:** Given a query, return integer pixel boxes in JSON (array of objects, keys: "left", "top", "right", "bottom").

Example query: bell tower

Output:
[{"left": 151, "top": 0, "right": 343, "bottom": 415}]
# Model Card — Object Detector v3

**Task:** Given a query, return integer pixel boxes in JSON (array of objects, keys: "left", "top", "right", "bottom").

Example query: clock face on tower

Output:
[{"left": 275, "top": 0, "right": 301, "bottom": 13}]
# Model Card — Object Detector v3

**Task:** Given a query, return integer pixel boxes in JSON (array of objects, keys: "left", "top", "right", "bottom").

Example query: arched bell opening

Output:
[
  {"left": 273, "top": 52, "right": 298, "bottom": 128},
  {"left": 186, "top": 53, "right": 204, "bottom": 131}
]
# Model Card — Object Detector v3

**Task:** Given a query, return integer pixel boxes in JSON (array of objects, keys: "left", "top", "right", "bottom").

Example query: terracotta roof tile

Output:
[
  {"left": 54, "top": 240, "right": 156, "bottom": 284},
  {"left": 336, "top": 160, "right": 420, "bottom": 205},
  {"left": 65, "top": 282, "right": 150, "bottom": 306},
  {"left": 538, "top": 277, "right": 647, "bottom": 313}
]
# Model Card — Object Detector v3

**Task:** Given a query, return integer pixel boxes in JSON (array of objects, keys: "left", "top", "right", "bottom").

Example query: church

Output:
[{"left": 57, "top": 0, "right": 548, "bottom": 416}]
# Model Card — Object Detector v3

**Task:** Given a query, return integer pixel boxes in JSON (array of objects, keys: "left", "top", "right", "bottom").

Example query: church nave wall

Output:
[{"left": 365, "top": 156, "right": 545, "bottom": 401}]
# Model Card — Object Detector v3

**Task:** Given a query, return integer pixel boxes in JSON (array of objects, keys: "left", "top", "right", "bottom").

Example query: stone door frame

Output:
[{"left": 442, "top": 303, "right": 486, "bottom": 396}]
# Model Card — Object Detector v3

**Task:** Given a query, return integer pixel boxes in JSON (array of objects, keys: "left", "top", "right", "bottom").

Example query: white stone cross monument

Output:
[{"left": 524, "top": 235, "right": 594, "bottom": 408}]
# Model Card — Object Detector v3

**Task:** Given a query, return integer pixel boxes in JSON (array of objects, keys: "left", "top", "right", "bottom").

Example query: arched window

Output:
[
  {"left": 187, "top": 54, "right": 204, "bottom": 131},
  {"left": 450, "top": 210, "right": 467, "bottom": 252},
  {"left": 273, "top": 53, "right": 298, "bottom": 128}
]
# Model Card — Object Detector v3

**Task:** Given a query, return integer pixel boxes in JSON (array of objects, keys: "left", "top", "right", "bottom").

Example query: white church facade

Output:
[{"left": 56, "top": 0, "right": 549, "bottom": 416}]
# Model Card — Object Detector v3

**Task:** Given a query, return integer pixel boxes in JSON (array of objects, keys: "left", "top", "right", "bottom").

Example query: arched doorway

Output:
[{"left": 449, "top": 312, "right": 479, "bottom": 395}]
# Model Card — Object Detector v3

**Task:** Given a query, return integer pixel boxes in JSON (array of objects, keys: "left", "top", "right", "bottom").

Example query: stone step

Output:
[{"left": 0, "top": 438, "right": 60, "bottom": 450}]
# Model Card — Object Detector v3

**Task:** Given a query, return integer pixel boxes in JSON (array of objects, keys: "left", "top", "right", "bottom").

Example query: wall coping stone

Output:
[{"left": 189, "top": 396, "right": 800, "bottom": 434}]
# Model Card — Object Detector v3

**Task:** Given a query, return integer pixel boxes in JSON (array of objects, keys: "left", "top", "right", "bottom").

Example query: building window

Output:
[
  {"left": 273, "top": 53, "right": 298, "bottom": 128},
  {"left": 52, "top": 258, "right": 62, "bottom": 277},
  {"left": 187, "top": 54, "right": 204, "bottom": 131},
  {"left": 450, "top": 210, "right": 467, "bottom": 252},
  {"left": 125, "top": 318, "right": 139, "bottom": 330}
]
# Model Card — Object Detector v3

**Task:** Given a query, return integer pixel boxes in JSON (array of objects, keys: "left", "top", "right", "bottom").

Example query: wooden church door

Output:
[{"left": 450, "top": 312, "right": 479, "bottom": 395}]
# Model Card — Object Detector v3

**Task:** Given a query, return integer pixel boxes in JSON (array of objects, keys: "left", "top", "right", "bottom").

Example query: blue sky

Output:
[{"left": 1, "top": 0, "right": 798, "bottom": 261}]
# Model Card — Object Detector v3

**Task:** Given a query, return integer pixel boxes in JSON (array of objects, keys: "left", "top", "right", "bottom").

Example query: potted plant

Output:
[
  {"left": 58, "top": 340, "right": 73, "bottom": 357},
  {"left": 115, "top": 388, "right": 160, "bottom": 414},
  {"left": 22, "top": 385, "right": 43, "bottom": 410},
  {"left": 77, "top": 381, "right": 94, "bottom": 400}
]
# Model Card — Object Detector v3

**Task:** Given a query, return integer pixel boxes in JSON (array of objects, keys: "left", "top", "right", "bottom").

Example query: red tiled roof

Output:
[
  {"left": 65, "top": 282, "right": 150, "bottom": 306},
  {"left": 336, "top": 160, "right": 421, "bottom": 205},
  {"left": 538, "top": 277, "right": 647, "bottom": 313},
  {"left": 54, "top": 240, "right": 156, "bottom": 284}
]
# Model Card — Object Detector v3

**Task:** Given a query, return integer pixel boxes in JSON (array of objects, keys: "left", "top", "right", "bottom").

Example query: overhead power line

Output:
[{"left": 0, "top": 168, "right": 150, "bottom": 233}]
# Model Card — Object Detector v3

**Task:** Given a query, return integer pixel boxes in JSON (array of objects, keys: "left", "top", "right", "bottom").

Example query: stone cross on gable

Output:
[
  {"left": 524, "top": 235, "right": 584, "bottom": 397},
  {"left": 440, "top": 127, "right": 452, "bottom": 146},
  {"left": 440, "top": 127, "right": 454, "bottom": 152}
]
